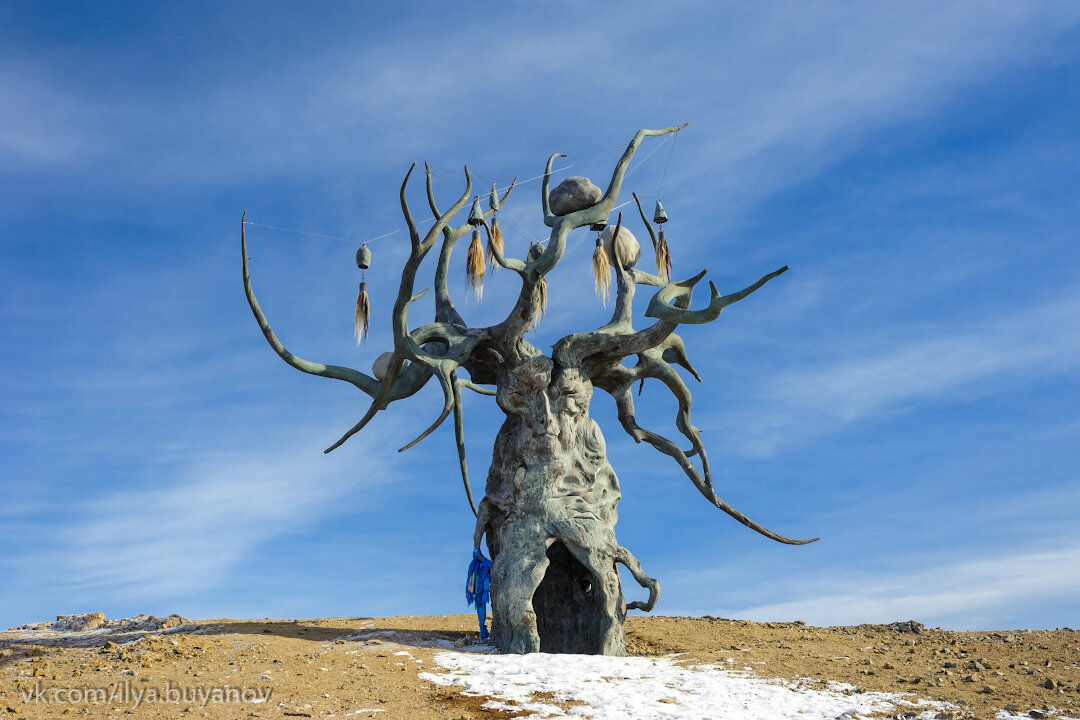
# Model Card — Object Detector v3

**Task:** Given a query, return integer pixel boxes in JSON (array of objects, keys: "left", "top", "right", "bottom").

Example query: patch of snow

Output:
[{"left": 421, "top": 651, "right": 946, "bottom": 720}]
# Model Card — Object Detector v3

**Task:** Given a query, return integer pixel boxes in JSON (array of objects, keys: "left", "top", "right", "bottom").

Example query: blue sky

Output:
[{"left": 2, "top": 2, "right": 1079, "bottom": 631}]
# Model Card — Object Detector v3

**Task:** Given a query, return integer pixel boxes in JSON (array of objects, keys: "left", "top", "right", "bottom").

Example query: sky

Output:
[{"left": 2, "top": 2, "right": 1079, "bottom": 632}]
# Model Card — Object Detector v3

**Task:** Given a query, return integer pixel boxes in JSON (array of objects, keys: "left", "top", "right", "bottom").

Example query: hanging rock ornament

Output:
[
  {"left": 599, "top": 223, "right": 641, "bottom": 269},
  {"left": 371, "top": 351, "right": 393, "bottom": 380},
  {"left": 653, "top": 199, "right": 671, "bottom": 283},
  {"left": 487, "top": 181, "right": 503, "bottom": 269},
  {"left": 354, "top": 244, "right": 372, "bottom": 344},
  {"left": 528, "top": 242, "right": 547, "bottom": 329},
  {"left": 590, "top": 221, "right": 611, "bottom": 306},
  {"left": 466, "top": 196, "right": 486, "bottom": 300}
]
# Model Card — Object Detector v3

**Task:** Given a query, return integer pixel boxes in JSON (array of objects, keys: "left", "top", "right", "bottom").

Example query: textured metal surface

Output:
[{"left": 242, "top": 124, "right": 816, "bottom": 657}]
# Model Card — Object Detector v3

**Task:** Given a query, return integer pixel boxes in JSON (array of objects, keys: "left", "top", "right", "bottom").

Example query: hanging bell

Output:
[
  {"left": 468, "top": 196, "right": 484, "bottom": 226},
  {"left": 355, "top": 243, "right": 372, "bottom": 270},
  {"left": 489, "top": 182, "right": 500, "bottom": 212},
  {"left": 653, "top": 199, "right": 668, "bottom": 225},
  {"left": 589, "top": 221, "right": 608, "bottom": 232}
]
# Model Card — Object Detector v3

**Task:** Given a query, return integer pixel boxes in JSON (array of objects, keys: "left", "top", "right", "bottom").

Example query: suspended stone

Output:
[
  {"left": 355, "top": 243, "right": 372, "bottom": 270},
  {"left": 549, "top": 176, "right": 601, "bottom": 216},
  {"left": 599, "top": 224, "right": 641, "bottom": 269},
  {"left": 372, "top": 351, "right": 394, "bottom": 381}
]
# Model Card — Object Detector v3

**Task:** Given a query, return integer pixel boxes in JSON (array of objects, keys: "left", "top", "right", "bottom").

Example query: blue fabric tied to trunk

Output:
[{"left": 465, "top": 546, "right": 492, "bottom": 640}]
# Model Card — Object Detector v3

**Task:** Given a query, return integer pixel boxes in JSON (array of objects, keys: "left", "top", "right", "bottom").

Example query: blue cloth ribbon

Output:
[{"left": 465, "top": 546, "right": 492, "bottom": 640}]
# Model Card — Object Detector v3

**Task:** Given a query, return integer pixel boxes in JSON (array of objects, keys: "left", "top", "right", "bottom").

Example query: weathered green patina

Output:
[{"left": 242, "top": 126, "right": 817, "bottom": 655}]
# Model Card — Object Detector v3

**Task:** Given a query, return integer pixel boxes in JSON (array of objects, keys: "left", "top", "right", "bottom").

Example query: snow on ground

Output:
[{"left": 421, "top": 651, "right": 946, "bottom": 720}]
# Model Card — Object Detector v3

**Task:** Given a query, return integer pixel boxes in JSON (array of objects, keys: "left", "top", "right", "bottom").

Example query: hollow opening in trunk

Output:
[{"left": 533, "top": 540, "right": 605, "bottom": 653}]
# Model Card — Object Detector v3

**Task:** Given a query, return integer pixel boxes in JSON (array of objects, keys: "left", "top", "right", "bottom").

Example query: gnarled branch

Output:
[
  {"left": 241, "top": 211, "right": 432, "bottom": 401},
  {"left": 324, "top": 165, "right": 477, "bottom": 454},
  {"left": 533, "top": 124, "right": 688, "bottom": 282},
  {"left": 616, "top": 545, "right": 659, "bottom": 612},
  {"left": 632, "top": 192, "right": 659, "bottom": 252},
  {"left": 426, "top": 163, "right": 516, "bottom": 325},
  {"left": 484, "top": 126, "right": 690, "bottom": 349},
  {"left": 645, "top": 266, "right": 788, "bottom": 325},
  {"left": 591, "top": 337, "right": 816, "bottom": 545}
]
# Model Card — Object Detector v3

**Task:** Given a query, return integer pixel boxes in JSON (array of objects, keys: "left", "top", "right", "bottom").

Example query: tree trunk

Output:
[{"left": 472, "top": 356, "right": 645, "bottom": 655}]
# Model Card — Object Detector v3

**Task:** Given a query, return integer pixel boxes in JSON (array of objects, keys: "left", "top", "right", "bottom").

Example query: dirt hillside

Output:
[{"left": 1, "top": 613, "right": 1077, "bottom": 719}]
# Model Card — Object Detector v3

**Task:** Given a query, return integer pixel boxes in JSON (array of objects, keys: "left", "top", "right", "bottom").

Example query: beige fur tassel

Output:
[
  {"left": 656, "top": 229, "right": 672, "bottom": 284},
  {"left": 354, "top": 281, "right": 370, "bottom": 344},
  {"left": 531, "top": 277, "right": 548, "bottom": 330},
  {"left": 487, "top": 217, "right": 504, "bottom": 269},
  {"left": 592, "top": 238, "right": 611, "bottom": 305},
  {"left": 466, "top": 228, "right": 486, "bottom": 300}
]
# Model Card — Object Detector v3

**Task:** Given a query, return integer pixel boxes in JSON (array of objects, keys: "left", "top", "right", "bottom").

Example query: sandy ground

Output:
[{"left": 1, "top": 613, "right": 1078, "bottom": 719}]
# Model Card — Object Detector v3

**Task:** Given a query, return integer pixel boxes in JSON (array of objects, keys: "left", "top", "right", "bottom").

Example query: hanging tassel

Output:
[
  {"left": 466, "top": 227, "right": 486, "bottom": 300},
  {"left": 526, "top": 242, "right": 547, "bottom": 330},
  {"left": 592, "top": 237, "right": 611, "bottom": 305},
  {"left": 354, "top": 280, "right": 370, "bottom": 344},
  {"left": 487, "top": 216, "right": 504, "bottom": 269},
  {"left": 531, "top": 277, "right": 548, "bottom": 330},
  {"left": 656, "top": 228, "right": 671, "bottom": 283},
  {"left": 653, "top": 199, "right": 671, "bottom": 283}
]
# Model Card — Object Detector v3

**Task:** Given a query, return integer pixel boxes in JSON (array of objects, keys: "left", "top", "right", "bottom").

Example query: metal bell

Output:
[
  {"left": 355, "top": 243, "right": 372, "bottom": 270},
  {"left": 653, "top": 199, "right": 668, "bottom": 225},
  {"left": 527, "top": 243, "right": 545, "bottom": 262},
  {"left": 489, "top": 182, "right": 500, "bottom": 212},
  {"left": 468, "top": 196, "right": 484, "bottom": 226}
]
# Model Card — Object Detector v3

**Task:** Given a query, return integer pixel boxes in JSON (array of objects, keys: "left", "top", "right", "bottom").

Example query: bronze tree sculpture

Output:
[{"left": 241, "top": 125, "right": 817, "bottom": 656}]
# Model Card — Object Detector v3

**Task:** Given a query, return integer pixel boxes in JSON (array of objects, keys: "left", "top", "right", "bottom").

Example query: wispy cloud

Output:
[
  {"left": 726, "top": 290, "right": 1080, "bottom": 456},
  {"left": 2, "top": 425, "right": 398, "bottom": 607},
  {"left": 4, "top": 1, "right": 1079, "bottom": 632},
  {"left": 6, "top": 2, "right": 1078, "bottom": 212},
  {"left": 705, "top": 543, "right": 1080, "bottom": 630}
]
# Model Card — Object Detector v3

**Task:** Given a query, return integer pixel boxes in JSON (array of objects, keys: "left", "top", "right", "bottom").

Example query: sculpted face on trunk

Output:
[
  {"left": 496, "top": 358, "right": 593, "bottom": 444},
  {"left": 495, "top": 356, "right": 559, "bottom": 441}
]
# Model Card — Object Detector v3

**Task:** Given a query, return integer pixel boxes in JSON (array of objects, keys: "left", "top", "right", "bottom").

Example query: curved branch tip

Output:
[{"left": 398, "top": 405, "right": 452, "bottom": 452}]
